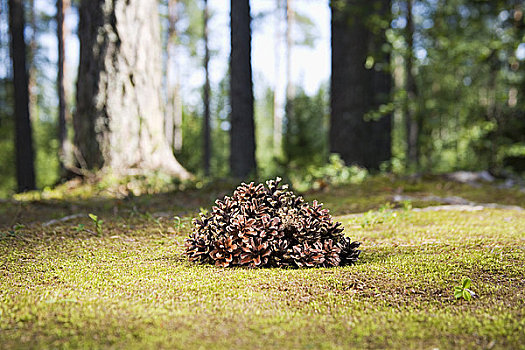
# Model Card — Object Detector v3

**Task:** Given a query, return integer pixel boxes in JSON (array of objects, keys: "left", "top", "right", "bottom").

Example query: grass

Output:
[{"left": 0, "top": 176, "right": 524, "bottom": 349}]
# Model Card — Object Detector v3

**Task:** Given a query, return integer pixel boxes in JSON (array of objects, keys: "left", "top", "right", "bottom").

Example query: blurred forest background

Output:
[{"left": 1, "top": 0, "right": 524, "bottom": 197}]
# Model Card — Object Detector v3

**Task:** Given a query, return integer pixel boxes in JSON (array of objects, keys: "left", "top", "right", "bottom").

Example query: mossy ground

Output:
[{"left": 1, "top": 176, "right": 524, "bottom": 349}]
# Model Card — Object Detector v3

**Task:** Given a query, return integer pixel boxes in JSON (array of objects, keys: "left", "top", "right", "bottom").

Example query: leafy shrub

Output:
[
  {"left": 185, "top": 178, "right": 361, "bottom": 268},
  {"left": 288, "top": 154, "right": 368, "bottom": 192}
]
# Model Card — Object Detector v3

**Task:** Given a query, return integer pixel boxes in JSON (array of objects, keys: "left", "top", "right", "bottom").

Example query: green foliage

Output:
[
  {"left": 0, "top": 224, "right": 24, "bottom": 240},
  {"left": 209, "top": 74, "right": 231, "bottom": 177},
  {"left": 74, "top": 224, "right": 85, "bottom": 233},
  {"left": 287, "top": 154, "right": 368, "bottom": 192},
  {"left": 88, "top": 214, "right": 104, "bottom": 235},
  {"left": 256, "top": 85, "right": 369, "bottom": 192},
  {"left": 454, "top": 278, "right": 474, "bottom": 301},
  {"left": 284, "top": 86, "right": 329, "bottom": 169},
  {"left": 175, "top": 107, "right": 203, "bottom": 176},
  {"left": 391, "top": 0, "right": 525, "bottom": 173},
  {"left": 171, "top": 216, "right": 192, "bottom": 235},
  {"left": 159, "top": 0, "right": 203, "bottom": 56},
  {"left": 176, "top": 74, "right": 231, "bottom": 178},
  {"left": 254, "top": 87, "right": 277, "bottom": 178},
  {"left": 34, "top": 117, "right": 59, "bottom": 189}
]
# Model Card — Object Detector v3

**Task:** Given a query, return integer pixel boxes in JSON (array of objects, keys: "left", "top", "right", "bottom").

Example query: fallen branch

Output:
[
  {"left": 392, "top": 194, "right": 524, "bottom": 211},
  {"left": 42, "top": 213, "right": 87, "bottom": 227}
]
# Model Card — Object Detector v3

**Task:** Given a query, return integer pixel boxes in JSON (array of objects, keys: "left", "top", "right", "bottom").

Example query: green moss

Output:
[{"left": 0, "top": 177, "right": 524, "bottom": 348}]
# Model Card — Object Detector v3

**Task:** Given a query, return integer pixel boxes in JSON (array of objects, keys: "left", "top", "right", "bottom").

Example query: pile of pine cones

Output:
[{"left": 185, "top": 178, "right": 360, "bottom": 268}]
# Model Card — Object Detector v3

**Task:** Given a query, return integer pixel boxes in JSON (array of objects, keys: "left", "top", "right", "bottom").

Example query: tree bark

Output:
[
  {"left": 230, "top": 0, "right": 256, "bottom": 178},
  {"left": 8, "top": 0, "right": 36, "bottom": 192},
  {"left": 330, "top": 0, "right": 392, "bottom": 170},
  {"left": 404, "top": 0, "right": 419, "bottom": 170},
  {"left": 75, "top": 0, "right": 191, "bottom": 179},
  {"left": 203, "top": 0, "right": 211, "bottom": 175},
  {"left": 28, "top": 0, "right": 37, "bottom": 122},
  {"left": 284, "top": 0, "right": 295, "bottom": 143},
  {"left": 166, "top": 0, "right": 183, "bottom": 152},
  {"left": 273, "top": 0, "right": 284, "bottom": 155},
  {"left": 57, "top": 0, "right": 74, "bottom": 176}
]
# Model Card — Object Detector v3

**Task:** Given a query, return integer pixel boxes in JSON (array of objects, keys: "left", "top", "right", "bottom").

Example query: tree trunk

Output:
[
  {"left": 230, "top": 0, "right": 256, "bottom": 178},
  {"left": 28, "top": 0, "right": 37, "bottom": 122},
  {"left": 284, "top": 0, "right": 295, "bottom": 142},
  {"left": 404, "top": 0, "right": 419, "bottom": 171},
  {"left": 57, "top": 0, "right": 74, "bottom": 176},
  {"left": 8, "top": 0, "right": 36, "bottom": 192},
  {"left": 371, "top": 0, "right": 392, "bottom": 167},
  {"left": 273, "top": 0, "right": 284, "bottom": 155},
  {"left": 75, "top": 0, "right": 191, "bottom": 179},
  {"left": 330, "top": 0, "right": 392, "bottom": 170},
  {"left": 203, "top": 0, "right": 211, "bottom": 175},
  {"left": 166, "top": 0, "right": 183, "bottom": 152}
]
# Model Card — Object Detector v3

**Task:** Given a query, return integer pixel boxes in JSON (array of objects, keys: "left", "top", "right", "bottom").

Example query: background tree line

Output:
[{"left": 1, "top": 0, "right": 524, "bottom": 196}]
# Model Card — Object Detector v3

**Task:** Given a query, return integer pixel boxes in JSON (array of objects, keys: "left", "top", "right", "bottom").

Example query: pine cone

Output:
[{"left": 184, "top": 178, "right": 361, "bottom": 268}]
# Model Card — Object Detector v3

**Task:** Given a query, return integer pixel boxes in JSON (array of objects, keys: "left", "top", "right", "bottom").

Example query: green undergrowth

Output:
[
  {"left": 1, "top": 174, "right": 524, "bottom": 225},
  {"left": 0, "top": 176, "right": 524, "bottom": 349}
]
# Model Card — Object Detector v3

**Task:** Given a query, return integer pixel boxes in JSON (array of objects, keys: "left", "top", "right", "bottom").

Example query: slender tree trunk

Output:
[
  {"left": 75, "top": 0, "right": 191, "bottom": 179},
  {"left": 28, "top": 0, "right": 37, "bottom": 122},
  {"left": 57, "top": 0, "right": 66, "bottom": 160},
  {"left": 57, "top": 0, "right": 73, "bottom": 176},
  {"left": 8, "top": 0, "right": 36, "bottom": 192},
  {"left": 273, "top": 0, "right": 284, "bottom": 155},
  {"left": 166, "top": 0, "right": 183, "bottom": 152},
  {"left": 165, "top": 0, "right": 175, "bottom": 151},
  {"left": 284, "top": 0, "right": 294, "bottom": 138},
  {"left": 330, "top": 0, "right": 392, "bottom": 170},
  {"left": 203, "top": 0, "right": 211, "bottom": 175},
  {"left": 371, "top": 0, "right": 392, "bottom": 167},
  {"left": 404, "top": 0, "right": 419, "bottom": 171},
  {"left": 230, "top": 0, "right": 256, "bottom": 178}
]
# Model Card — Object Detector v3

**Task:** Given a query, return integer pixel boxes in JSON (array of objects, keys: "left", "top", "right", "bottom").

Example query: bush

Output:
[
  {"left": 288, "top": 154, "right": 368, "bottom": 192},
  {"left": 185, "top": 178, "right": 360, "bottom": 268}
]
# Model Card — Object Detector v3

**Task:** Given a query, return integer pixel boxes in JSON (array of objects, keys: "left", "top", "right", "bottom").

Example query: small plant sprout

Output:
[
  {"left": 88, "top": 214, "right": 104, "bottom": 235},
  {"left": 1, "top": 224, "right": 25, "bottom": 239},
  {"left": 10, "top": 223, "right": 24, "bottom": 235},
  {"left": 74, "top": 224, "right": 85, "bottom": 233},
  {"left": 401, "top": 200, "right": 412, "bottom": 211},
  {"left": 454, "top": 278, "right": 477, "bottom": 301},
  {"left": 173, "top": 216, "right": 181, "bottom": 228}
]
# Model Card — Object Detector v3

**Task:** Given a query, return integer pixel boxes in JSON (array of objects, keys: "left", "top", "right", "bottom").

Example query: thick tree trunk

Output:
[
  {"left": 8, "top": 0, "right": 36, "bottom": 192},
  {"left": 404, "top": 0, "right": 419, "bottom": 170},
  {"left": 203, "top": 0, "right": 211, "bottom": 175},
  {"left": 75, "top": 0, "right": 191, "bottom": 179},
  {"left": 330, "top": 0, "right": 392, "bottom": 170},
  {"left": 230, "top": 0, "right": 256, "bottom": 178}
]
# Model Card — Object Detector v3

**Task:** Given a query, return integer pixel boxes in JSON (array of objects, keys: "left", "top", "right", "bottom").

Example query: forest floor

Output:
[{"left": 0, "top": 175, "right": 524, "bottom": 349}]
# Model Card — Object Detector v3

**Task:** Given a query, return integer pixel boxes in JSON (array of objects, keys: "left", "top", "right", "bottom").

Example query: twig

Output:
[{"left": 42, "top": 213, "right": 87, "bottom": 227}]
